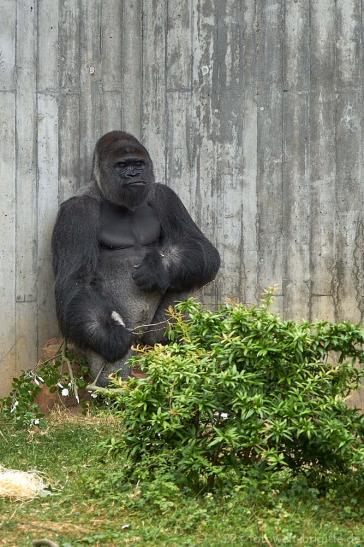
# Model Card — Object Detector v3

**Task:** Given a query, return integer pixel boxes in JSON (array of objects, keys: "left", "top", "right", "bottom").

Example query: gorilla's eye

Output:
[
  {"left": 115, "top": 161, "right": 126, "bottom": 169},
  {"left": 135, "top": 161, "right": 143, "bottom": 167}
]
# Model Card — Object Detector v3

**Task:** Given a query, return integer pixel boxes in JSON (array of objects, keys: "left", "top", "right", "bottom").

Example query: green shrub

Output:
[
  {"left": 103, "top": 291, "right": 364, "bottom": 490},
  {"left": 0, "top": 348, "right": 90, "bottom": 428}
]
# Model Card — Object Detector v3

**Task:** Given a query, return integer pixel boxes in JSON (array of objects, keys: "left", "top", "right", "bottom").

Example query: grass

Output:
[{"left": 1, "top": 411, "right": 364, "bottom": 546}]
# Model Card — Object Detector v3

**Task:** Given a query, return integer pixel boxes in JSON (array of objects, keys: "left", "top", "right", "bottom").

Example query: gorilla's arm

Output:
[
  {"left": 158, "top": 185, "right": 220, "bottom": 290},
  {"left": 52, "top": 196, "right": 131, "bottom": 362},
  {"left": 133, "top": 184, "right": 220, "bottom": 292}
]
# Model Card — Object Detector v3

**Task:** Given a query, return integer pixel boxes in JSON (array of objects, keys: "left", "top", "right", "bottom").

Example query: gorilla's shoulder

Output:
[
  {"left": 60, "top": 195, "right": 99, "bottom": 209},
  {"left": 58, "top": 195, "right": 100, "bottom": 220},
  {"left": 148, "top": 183, "right": 179, "bottom": 204},
  {"left": 74, "top": 181, "right": 102, "bottom": 200}
]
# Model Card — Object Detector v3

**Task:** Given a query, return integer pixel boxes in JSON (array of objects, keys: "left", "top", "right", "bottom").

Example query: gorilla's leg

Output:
[
  {"left": 86, "top": 248, "right": 162, "bottom": 386},
  {"left": 86, "top": 352, "right": 106, "bottom": 389},
  {"left": 87, "top": 349, "right": 133, "bottom": 389},
  {"left": 86, "top": 291, "right": 192, "bottom": 388},
  {"left": 141, "top": 290, "right": 191, "bottom": 345}
]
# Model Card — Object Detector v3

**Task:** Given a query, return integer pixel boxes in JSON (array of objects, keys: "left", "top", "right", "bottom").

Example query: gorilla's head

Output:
[{"left": 92, "top": 131, "right": 155, "bottom": 210}]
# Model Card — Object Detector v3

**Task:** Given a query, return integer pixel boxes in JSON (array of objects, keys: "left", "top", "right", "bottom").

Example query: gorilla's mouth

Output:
[{"left": 125, "top": 180, "right": 147, "bottom": 187}]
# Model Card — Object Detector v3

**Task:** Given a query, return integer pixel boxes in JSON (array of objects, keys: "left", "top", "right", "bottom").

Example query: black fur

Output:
[
  {"left": 51, "top": 131, "right": 220, "bottom": 367},
  {"left": 132, "top": 247, "right": 170, "bottom": 292},
  {"left": 151, "top": 184, "right": 221, "bottom": 291},
  {"left": 52, "top": 195, "right": 133, "bottom": 361}
]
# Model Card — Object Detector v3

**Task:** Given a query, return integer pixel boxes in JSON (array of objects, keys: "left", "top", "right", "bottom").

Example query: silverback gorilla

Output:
[{"left": 52, "top": 131, "right": 220, "bottom": 386}]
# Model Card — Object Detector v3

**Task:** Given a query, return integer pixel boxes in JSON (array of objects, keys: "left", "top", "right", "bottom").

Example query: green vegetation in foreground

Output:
[
  {"left": 101, "top": 296, "right": 364, "bottom": 492},
  {"left": 0, "top": 412, "right": 364, "bottom": 547}
]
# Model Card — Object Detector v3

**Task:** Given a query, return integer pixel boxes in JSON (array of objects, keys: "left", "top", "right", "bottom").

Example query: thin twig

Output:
[
  {"left": 130, "top": 319, "right": 170, "bottom": 333},
  {"left": 56, "top": 338, "right": 65, "bottom": 355},
  {"left": 0, "top": 506, "right": 20, "bottom": 530},
  {"left": 56, "top": 388, "right": 68, "bottom": 410},
  {"left": 86, "top": 385, "right": 126, "bottom": 394},
  {"left": 86, "top": 364, "right": 105, "bottom": 392},
  {"left": 33, "top": 352, "right": 63, "bottom": 370},
  {"left": 134, "top": 327, "right": 168, "bottom": 335},
  {"left": 32, "top": 340, "right": 65, "bottom": 372},
  {"left": 62, "top": 345, "right": 80, "bottom": 404}
]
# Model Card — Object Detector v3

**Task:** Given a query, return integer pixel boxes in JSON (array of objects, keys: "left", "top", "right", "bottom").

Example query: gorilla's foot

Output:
[
  {"left": 86, "top": 348, "right": 141, "bottom": 391},
  {"left": 86, "top": 364, "right": 105, "bottom": 392},
  {"left": 86, "top": 360, "right": 133, "bottom": 391},
  {"left": 116, "top": 361, "right": 132, "bottom": 379}
]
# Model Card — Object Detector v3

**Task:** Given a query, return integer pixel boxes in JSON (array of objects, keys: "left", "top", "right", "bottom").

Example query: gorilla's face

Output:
[{"left": 93, "top": 131, "right": 155, "bottom": 210}]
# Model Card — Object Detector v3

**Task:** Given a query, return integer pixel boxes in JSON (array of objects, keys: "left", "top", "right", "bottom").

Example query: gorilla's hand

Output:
[
  {"left": 132, "top": 249, "right": 169, "bottom": 292},
  {"left": 104, "top": 323, "right": 133, "bottom": 362}
]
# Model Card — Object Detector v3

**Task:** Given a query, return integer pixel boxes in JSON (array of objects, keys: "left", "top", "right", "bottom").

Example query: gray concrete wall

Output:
[{"left": 1, "top": 0, "right": 364, "bottom": 396}]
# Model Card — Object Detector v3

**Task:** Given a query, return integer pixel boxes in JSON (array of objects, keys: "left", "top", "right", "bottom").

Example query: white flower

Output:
[
  {"left": 91, "top": 392, "right": 98, "bottom": 398},
  {"left": 33, "top": 419, "right": 40, "bottom": 425},
  {"left": 61, "top": 388, "right": 69, "bottom": 397},
  {"left": 10, "top": 401, "right": 19, "bottom": 413}
]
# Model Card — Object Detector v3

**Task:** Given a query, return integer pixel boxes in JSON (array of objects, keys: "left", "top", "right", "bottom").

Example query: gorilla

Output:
[{"left": 52, "top": 131, "right": 220, "bottom": 386}]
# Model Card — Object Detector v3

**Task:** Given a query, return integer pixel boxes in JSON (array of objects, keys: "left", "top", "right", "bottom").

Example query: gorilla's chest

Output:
[{"left": 99, "top": 200, "right": 161, "bottom": 249}]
